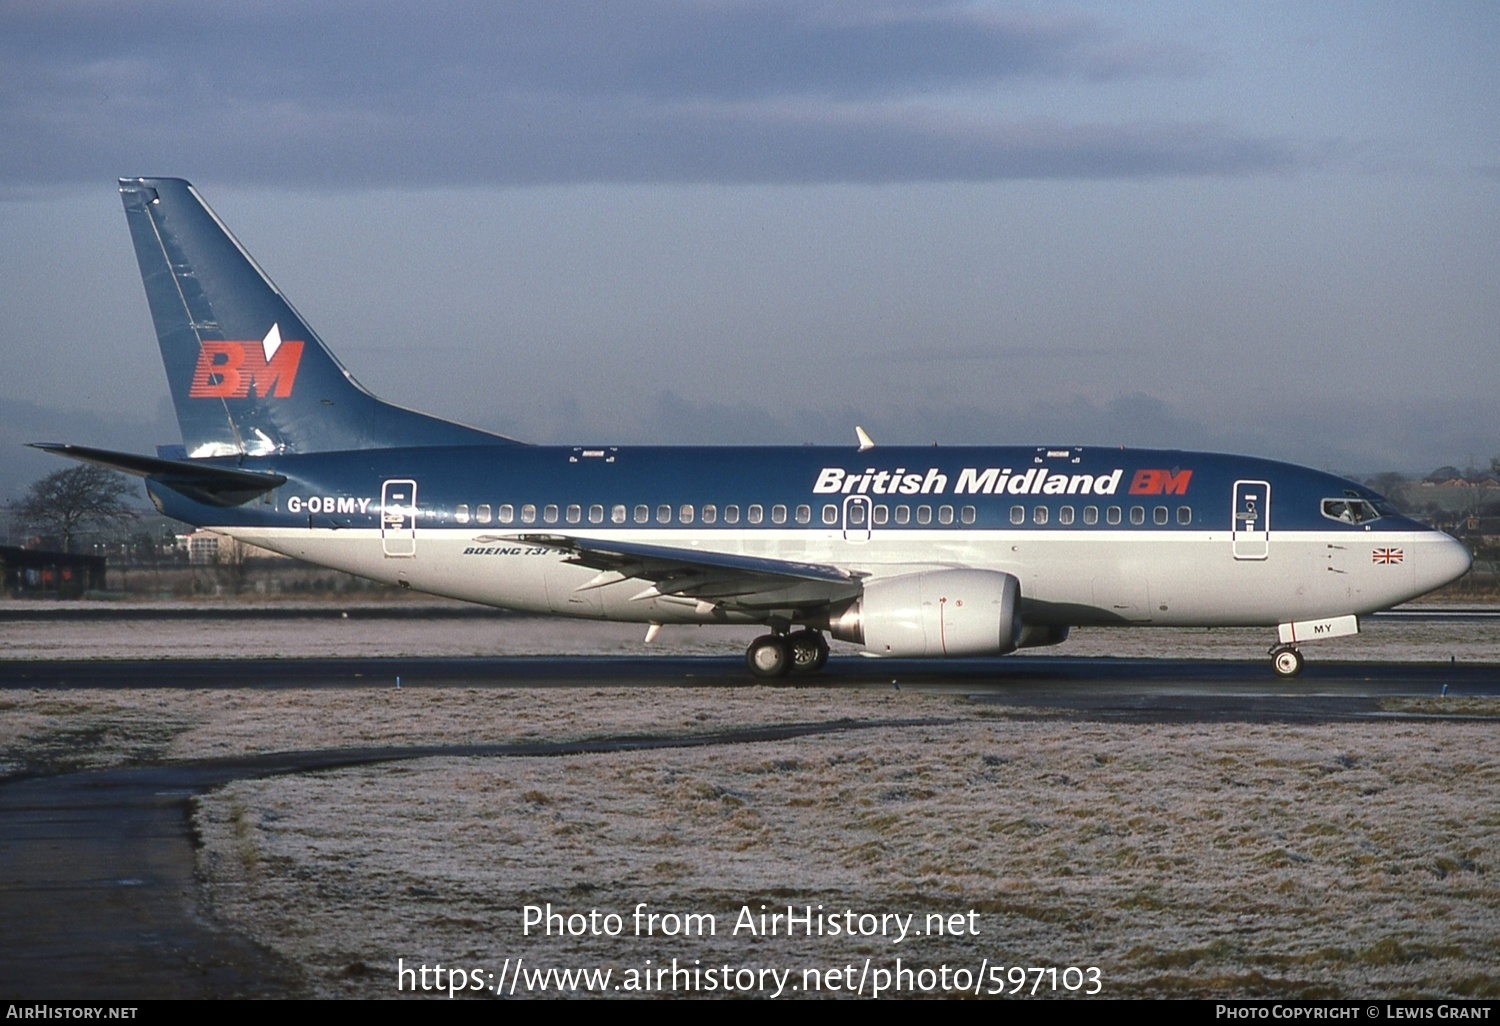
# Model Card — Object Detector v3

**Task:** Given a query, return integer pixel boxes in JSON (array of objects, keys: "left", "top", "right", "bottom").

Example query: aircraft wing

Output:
[{"left": 487, "top": 533, "right": 863, "bottom": 610}]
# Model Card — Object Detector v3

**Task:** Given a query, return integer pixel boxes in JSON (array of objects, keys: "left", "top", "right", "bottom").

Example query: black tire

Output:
[
  {"left": 788, "top": 629, "right": 830, "bottom": 673},
  {"left": 745, "top": 634, "right": 793, "bottom": 678},
  {"left": 1271, "top": 646, "right": 1304, "bottom": 678}
]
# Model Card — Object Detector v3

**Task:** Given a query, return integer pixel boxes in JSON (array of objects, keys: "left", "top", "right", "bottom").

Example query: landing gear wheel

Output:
[
  {"left": 746, "top": 634, "right": 794, "bottom": 678},
  {"left": 788, "top": 629, "right": 830, "bottom": 674},
  {"left": 1271, "top": 646, "right": 1304, "bottom": 678}
]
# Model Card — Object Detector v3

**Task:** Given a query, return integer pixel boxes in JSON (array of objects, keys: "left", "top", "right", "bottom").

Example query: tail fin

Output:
[{"left": 118, "top": 177, "right": 520, "bottom": 456}]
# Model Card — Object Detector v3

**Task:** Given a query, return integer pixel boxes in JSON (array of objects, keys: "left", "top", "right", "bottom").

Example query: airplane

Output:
[{"left": 33, "top": 177, "right": 1473, "bottom": 679}]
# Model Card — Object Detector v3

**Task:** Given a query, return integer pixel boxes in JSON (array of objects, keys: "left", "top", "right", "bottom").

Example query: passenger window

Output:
[
  {"left": 796, "top": 504, "right": 811, "bottom": 524},
  {"left": 455, "top": 503, "right": 470, "bottom": 524},
  {"left": 938, "top": 505, "right": 954, "bottom": 525},
  {"left": 1130, "top": 506, "right": 1145, "bottom": 525},
  {"left": 657, "top": 504, "right": 671, "bottom": 524},
  {"left": 566, "top": 504, "right": 581, "bottom": 524},
  {"left": 634, "top": 504, "right": 649, "bottom": 524},
  {"left": 702, "top": 505, "right": 717, "bottom": 524},
  {"left": 725, "top": 505, "right": 740, "bottom": 524},
  {"left": 823, "top": 505, "right": 839, "bottom": 525},
  {"left": 521, "top": 504, "right": 537, "bottom": 524},
  {"left": 1058, "top": 505, "right": 1074, "bottom": 525},
  {"left": 1033, "top": 506, "right": 1048, "bottom": 525},
  {"left": 1083, "top": 506, "right": 1098, "bottom": 525},
  {"left": 680, "top": 504, "right": 694, "bottom": 524},
  {"left": 874, "top": 505, "right": 890, "bottom": 525},
  {"left": 848, "top": 503, "right": 866, "bottom": 526},
  {"left": 477, "top": 504, "right": 492, "bottom": 524},
  {"left": 961, "top": 505, "right": 975, "bottom": 525},
  {"left": 612, "top": 504, "right": 626, "bottom": 524},
  {"left": 499, "top": 504, "right": 514, "bottom": 524},
  {"left": 588, "top": 504, "right": 603, "bottom": 524},
  {"left": 917, "top": 506, "right": 932, "bottom": 525},
  {"left": 544, "top": 504, "right": 559, "bottom": 524},
  {"left": 748, "top": 504, "right": 763, "bottom": 524},
  {"left": 1177, "top": 506, "right": 1191, "bottom": 525},
  {"left": 1010, "top": 505, "right": 1025, "bottom": 525},
  {"left": 1107, "top": 506, "right": 1121, "bottom": 525},
  {"left": 771, "top": 504, "right": 786, "bottom": 524},
  {"left": 896, "top": 506, "right": 911, "bottom": 525},
  {"left": 1154, "top": 506, "right": 1168, "bottom": 525}
]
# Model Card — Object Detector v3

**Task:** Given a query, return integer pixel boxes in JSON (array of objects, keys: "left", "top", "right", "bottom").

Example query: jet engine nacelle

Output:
[{"left": 825, "top": 569, "right": 1022, "bottom": 657}]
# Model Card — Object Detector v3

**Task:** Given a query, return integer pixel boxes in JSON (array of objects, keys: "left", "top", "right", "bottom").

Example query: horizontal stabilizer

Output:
[{"left": 29, "top": 443, "right": 286, "bottom": 508}]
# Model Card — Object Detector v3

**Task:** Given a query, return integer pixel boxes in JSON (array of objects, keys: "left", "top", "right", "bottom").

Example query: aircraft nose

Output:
[{"left": 1418, "top": 531, "right": 1473, "bottom": 593}]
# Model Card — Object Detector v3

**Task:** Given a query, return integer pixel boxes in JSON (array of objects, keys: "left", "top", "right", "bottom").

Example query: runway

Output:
[{"left": 4, "top": 652, "right": 1499, "bottom": 709}]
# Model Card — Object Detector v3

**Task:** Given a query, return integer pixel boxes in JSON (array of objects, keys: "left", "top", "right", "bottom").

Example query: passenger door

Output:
[
  {"left": 1232, "top": 480, "right": 1270, "bottom": 560},
  {"left": 381, "top": 478, "right": 418, "bottom": 557}
]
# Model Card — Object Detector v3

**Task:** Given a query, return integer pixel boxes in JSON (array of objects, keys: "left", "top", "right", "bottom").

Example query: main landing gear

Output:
[
  {"left": 745, "top": 629, "right": 830, "bottom": 679},
  {"left": 1269, "top": 645, "right": 1305, "bottom": 678}
]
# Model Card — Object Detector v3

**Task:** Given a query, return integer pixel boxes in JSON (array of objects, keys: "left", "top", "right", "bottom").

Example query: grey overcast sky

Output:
[{"left": 2, "top": 0, "right": 1497, "bottom": 500}]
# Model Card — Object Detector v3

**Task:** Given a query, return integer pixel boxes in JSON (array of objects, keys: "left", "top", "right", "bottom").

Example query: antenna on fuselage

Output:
[{"left": 855, "top": 426, "right": 875, "bottom": 452}]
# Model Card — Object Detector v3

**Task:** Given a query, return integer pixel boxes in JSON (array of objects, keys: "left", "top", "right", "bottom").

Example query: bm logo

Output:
[
  {"left": 189, "top": 324, "right": 304, "bottom": 398},
  {"left": 1128, "top": 468, "right": 1193, "bottom": 495}
]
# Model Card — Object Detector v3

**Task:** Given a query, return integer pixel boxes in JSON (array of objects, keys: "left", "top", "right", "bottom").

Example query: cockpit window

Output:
[{"left": 1321, "top": 498, "right": 1382, "bottom": 524}]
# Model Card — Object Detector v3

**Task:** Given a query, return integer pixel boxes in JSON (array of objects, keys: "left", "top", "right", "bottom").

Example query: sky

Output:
[{"left": 1, "top": 0, "right": 1498, "bottom": 502}]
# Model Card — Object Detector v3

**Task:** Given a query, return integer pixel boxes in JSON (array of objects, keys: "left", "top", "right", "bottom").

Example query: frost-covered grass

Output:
[
  {"left": 190, "top": 712, "right": 1499, "bottom": 999},
  {"left": 5, "top": 684, "right": 1494, "bottom": 999},
  {"left": 0, "top": 686, "right": 929, "bottom": 776}
]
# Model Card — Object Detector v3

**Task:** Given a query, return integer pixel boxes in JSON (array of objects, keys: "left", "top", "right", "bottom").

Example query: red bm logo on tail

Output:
[{"left": 189, "top": 324, "right": 303, "bottom": 398}]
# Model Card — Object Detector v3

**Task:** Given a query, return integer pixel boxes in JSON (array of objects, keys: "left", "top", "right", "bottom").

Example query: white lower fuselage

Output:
[{"left": 221, "top": 524, "right": 1461, "bottom": 630}]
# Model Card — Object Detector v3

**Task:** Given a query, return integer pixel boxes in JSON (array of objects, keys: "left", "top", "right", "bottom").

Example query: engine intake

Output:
[{"left": 823, "top": 569, "right": 1022, "bottom": 657}]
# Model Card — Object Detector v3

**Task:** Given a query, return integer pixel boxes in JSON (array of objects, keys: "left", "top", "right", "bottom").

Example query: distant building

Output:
[
  {"left": 177, "top": 531, "right": 289, "bottom": 565},
  {"left": 1421, "top": 466, "right": 1500, "bottom": 489},
  {"left": 180, "top": 531, "right": 220, "bottom": 565},
  {"left": 0, "top": 545, "right": 107, "bottom": 598}
]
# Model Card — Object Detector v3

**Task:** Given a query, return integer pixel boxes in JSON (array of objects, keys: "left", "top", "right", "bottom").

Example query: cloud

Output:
[{"left": 1, "top": 0, "right": 1295, "bottom": 187}]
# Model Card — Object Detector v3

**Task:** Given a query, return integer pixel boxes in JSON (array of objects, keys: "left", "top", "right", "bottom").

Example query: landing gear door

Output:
[
  {"left": 1232, "top": 479, "right": 1269, "bottom": 560},
  {"left": 381, "top": 478, "right": 418, "bottom": 557}
]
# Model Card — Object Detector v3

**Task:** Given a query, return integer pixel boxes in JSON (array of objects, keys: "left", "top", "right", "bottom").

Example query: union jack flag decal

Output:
[{"left": 1372, "top": 547, "right": 1404, "bottom": 565}]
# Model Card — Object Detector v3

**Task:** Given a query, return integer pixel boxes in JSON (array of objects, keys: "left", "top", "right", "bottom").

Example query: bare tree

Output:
[
  {"left": 215, "top": 535, "right": 254, "bottom": 595},
  {"left": 1365, "top": 471, "right": 1407, "bottom": 501},
  {"left": 11, "top": 465, "right": 138, "bottom": 553}
]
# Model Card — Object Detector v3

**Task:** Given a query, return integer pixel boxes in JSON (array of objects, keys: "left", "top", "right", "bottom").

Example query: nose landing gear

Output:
[
  {"left": 1270, "top": 645, "right": 1304, "bottom": 678},
  {"left": 1268, "top": 615, "right": 1357, "bottom": 678}
]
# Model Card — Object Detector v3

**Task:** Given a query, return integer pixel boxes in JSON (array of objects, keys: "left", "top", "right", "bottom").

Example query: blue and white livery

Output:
[{"left": 35, "top": 179, "right": 1473, "bottom": 678}]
